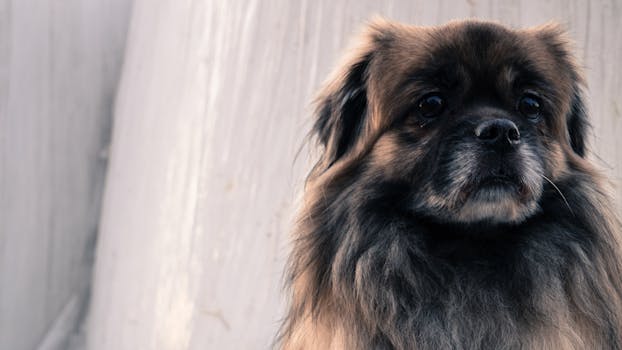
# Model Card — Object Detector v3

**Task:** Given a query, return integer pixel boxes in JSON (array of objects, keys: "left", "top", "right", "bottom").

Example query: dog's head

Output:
[{"left": 312, "top": 19, "right": 588, "bottom": 224}]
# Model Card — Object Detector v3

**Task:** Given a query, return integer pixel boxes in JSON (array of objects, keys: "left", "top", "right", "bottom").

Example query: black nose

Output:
[{"left": 475, "top": 119, "right": 520, "bottom": 148}]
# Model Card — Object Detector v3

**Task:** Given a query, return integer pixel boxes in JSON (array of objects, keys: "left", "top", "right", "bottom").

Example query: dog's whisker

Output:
[{"left": 541, "top": 174, "right": 574, "bottom": 216}]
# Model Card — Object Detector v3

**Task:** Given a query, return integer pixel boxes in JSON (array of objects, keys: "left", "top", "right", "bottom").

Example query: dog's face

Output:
[{"left": 314, "top": 19, "right": 588, "bottom": 225}]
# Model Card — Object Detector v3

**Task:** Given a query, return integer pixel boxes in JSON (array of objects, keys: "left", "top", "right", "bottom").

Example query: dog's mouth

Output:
[
  {"left": 446, "top": 171, "right": 539, "bottom": 224},
  {"left": 425, "top": 145, "right": 544, "bottom": 224},
  {"left": 461, "top": 174, "right": 531, "bottom": 203},
  {"left": 479, "top": 175, "right": 517, "bottom": 188}
]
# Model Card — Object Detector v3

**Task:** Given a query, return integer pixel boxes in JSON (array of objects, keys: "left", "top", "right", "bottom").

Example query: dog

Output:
[{"left": 279, "top": 18, "right": 622, "bottom": 349}]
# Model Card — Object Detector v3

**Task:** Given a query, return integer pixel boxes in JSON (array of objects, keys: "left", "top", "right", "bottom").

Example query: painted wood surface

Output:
[
  {"left": 86, "top": 1, "right": 622, "bottom": 349},
  {"left": 0, "top": 1, "right": 132, "bottom": 349}
]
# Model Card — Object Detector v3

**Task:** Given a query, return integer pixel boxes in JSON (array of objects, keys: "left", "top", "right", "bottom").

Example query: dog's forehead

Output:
[
  {"left": 383, "top": 21, "right": 545, "bottom": 82},
  {"left": 367, "top": 21, "right": 563, "bottom": 102},
  {"left": 441, "top": 23, "right": 532, "bottom": 71}
]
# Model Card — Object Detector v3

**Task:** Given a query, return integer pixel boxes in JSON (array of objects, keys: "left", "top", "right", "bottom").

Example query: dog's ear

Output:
[
  {"left": 533, "top": 23, "right": 590, "bottom": 157},
  {"left": 313, "top": 20, "right": 393, "bottom": 168},
  {"left": 567, "top": 89, "right": 589, "bottom": 157},
  {"left": 314, "top": 53, "right": 371, "bottom": 166}
]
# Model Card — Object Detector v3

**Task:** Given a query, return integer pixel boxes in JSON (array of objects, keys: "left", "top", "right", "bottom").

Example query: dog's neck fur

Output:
[{"left": 280, "top": 172, "right": 622, "bottom": 350}]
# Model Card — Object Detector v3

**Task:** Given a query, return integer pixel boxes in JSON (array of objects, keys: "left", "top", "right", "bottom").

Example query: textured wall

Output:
[
  {"left": 86, "top": 1, "right": 622, "bottom": 349},
  {"left": 0, "top": 1, "right": 132, "bottom": 349}
]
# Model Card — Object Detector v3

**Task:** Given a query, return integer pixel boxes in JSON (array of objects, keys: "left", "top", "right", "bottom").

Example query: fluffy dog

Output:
[{"left": 279, "top": 19, "right": 622, "bottom": 349}]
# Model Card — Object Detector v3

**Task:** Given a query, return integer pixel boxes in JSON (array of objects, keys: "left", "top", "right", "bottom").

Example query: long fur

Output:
[{"left": 278, "top": 19, "right": 622, "bottom": 350}]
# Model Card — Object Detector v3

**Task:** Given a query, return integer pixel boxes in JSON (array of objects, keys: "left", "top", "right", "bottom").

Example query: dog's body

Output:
[{"left": 279, "top": 19, "right": 622, "bottom": 349}]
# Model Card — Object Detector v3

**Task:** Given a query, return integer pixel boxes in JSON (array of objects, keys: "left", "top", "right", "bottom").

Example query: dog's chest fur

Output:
[{"left": 321, "top": 212, "right": 606, "bottom": 349}]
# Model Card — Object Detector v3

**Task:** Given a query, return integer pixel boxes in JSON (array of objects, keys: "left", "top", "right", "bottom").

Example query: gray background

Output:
[{"left": 1, "top": 0, "right": 621, "bottom": 349}]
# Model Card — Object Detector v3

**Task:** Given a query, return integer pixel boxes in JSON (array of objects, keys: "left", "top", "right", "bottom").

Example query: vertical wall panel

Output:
[
  {"left": 0, "top": 1, "right": 132, "bottom": 349},
  {"left": 86, "top": 1, "right": 622, "bottom": 349}
]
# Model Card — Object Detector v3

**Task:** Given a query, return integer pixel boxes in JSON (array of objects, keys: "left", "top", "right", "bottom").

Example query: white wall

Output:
[
  {"left": 86, "top": 1, "right": 622, "bottom": 349},
  {"left": 0, "top": 1, "right": 132, "bottom": 349}
]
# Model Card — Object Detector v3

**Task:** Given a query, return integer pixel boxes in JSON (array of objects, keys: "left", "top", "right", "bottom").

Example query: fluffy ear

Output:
[
  {"left": 567, "top": 88, "right": 589, "bottom": 157},
  {"left": 533, "top": 23, "right": 590, "bottom": 157},
  {"left": 313, "top": 52, "right": 371, "bottom": 167},
  {"left": 313, "top": 20, "right": 393, "bottom": 168}
]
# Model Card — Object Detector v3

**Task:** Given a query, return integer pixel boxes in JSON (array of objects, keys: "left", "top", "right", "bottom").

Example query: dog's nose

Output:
[{"left": 475, "top": 119, "right": 520, "bottom": 148}]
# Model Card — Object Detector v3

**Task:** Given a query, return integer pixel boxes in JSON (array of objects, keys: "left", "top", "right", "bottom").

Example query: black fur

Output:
[
  {"left": 314, "top": 54, "right": 371, "bottom": 166},
  {"left": 567, "top": 89, "right": 589, "bottom": 156}
]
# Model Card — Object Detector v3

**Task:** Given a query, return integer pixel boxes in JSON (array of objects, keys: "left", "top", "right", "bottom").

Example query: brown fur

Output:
[{"left": 279, "top": 18, "right": 622, "bottom": 349}]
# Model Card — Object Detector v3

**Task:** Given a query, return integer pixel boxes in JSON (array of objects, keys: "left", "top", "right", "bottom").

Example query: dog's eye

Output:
[
  {"left": 518, "top": 94, "right": 541, "bottom": 120},
  {"left": 417, "top": 94, "right": 445, "bottom": 118}
]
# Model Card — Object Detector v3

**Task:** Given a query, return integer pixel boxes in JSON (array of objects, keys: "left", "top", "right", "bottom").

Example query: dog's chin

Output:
[{"left": 454, "top": 181, "right": 540, "bottom": 224}]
